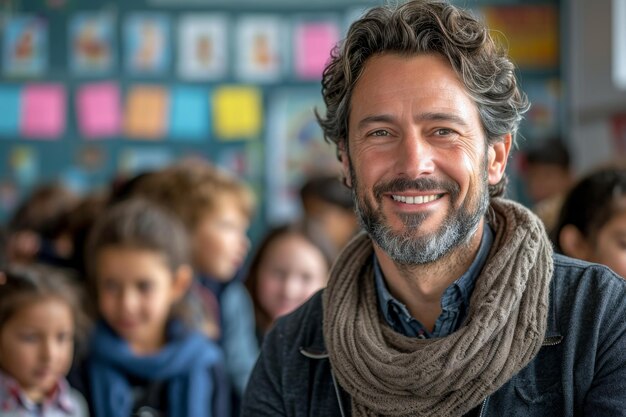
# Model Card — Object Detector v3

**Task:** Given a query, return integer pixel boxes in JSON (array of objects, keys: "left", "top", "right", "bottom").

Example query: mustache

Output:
[{"left": 372, "top": 177, "right": 460, "bottom": 201}]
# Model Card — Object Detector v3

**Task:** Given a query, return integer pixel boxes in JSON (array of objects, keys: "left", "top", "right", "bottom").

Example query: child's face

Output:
[
  {"left": 590, "top": 210, "right": 626, "bottom": 278},
  {"left": 257, "top": 234, "right": 328, "bottom": 320},
  {"left": 0, "top": 297, "right": 74, "bottom": 402},
  {"left": 96, "top": 247, "right": 189, "bottom": 354},
  {"left": 192, "top": 199, "right": 250, "bottom": 282}
]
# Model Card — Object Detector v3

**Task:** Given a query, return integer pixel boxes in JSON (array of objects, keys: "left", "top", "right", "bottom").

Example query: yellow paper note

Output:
[
  {"left": 213, "top": 86, "right": 262, "bottom": 140},
  {"left": 124, "top": 85, "right": 168, "bottom": 139}
]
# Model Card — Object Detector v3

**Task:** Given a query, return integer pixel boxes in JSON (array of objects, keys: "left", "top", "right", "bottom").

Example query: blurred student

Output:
[
  {"left": 6, "top": 183, "right": 78, "bottom": 267},
  {"left": 299, "top": 175, "right": 358, "bottom": 260},
  {"left": 79, "top": 199, "right": 229, "bottom": 417},
  {"left": 553, "top": 167, "right": 626, "bottom": 278},
  {"left": 116, "top": 162, "right": 258, "bottom": 400},
  {"left": 0, "top": 263, "right": 90, "bottom": 417},
  {"left": 522, "top": 138, "right": 573, "bottom": 232},
  {"left": 245, "top": 224, "right": 330, "bottom": 344}
]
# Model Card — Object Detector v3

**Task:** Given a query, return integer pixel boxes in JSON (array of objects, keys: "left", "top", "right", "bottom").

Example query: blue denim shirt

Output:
[{"left": 374, "top": 225, "right": 494, "bottom": 338}]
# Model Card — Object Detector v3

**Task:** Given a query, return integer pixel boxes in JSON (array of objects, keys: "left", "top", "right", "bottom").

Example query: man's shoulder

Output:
[
  {"left": 268, "top": 289, "right": 326, "bottom": 354},
  {"left": 550, "top": 253, "right": 626, "bottom": 313},
  {"left": 552, "top": 253, "right": 626, "bottom": 288}
]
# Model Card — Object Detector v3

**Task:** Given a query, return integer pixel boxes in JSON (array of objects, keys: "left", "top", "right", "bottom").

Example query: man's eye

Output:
[
  {"left": 370, "top": 130, "right": 390, "bottom": 137},
  {"left": 434, "top": 128, "right": 454, "bottom": 136}
]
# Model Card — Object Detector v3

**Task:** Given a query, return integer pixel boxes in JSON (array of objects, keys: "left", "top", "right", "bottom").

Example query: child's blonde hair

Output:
[{"left": 128, "top": 160, "right": 255, "bottom": 231}]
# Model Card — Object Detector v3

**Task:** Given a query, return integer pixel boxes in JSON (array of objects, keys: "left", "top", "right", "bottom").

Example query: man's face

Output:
[{"left": 342, "top": 53, "right": 510, "bottom": 265}]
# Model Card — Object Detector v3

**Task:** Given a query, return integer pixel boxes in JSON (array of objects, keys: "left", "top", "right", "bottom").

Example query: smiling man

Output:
[{"left": 243, "top": 1, "right": 626, "bottom": 416}]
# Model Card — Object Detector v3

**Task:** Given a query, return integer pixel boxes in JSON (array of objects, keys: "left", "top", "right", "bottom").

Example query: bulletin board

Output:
[{"left": 0, "top": 0, "right": 562, "bottom": 234}]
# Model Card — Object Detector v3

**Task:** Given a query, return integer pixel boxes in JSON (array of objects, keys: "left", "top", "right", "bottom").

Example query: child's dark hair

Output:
[
  {"left": 0, "top": 263, "right": 90, "bottom": 343},
  {"left": 553, "top": 168, "right": 626, "bottom": 252},
  {"left": 86, "top": 198, "right": 192, "bottom": 322}
]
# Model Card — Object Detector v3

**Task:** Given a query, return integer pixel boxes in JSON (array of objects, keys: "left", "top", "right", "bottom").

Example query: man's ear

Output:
[
  {"left": 171, "top": 264, "right": 193, "bottom": 302},
  {"left": 487, "top": 133, "right": 512, "bottom": 186},
  {"left": 559, "top": 225, "right": 592, "bottom": 261},
  {"left": 338, "top": 140, "right": 352, "bottom": 188}
]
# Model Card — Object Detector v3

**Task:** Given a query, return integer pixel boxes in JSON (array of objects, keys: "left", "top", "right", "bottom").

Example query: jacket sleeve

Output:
[
  {"left": 583, "top": 270, "right": 626, "bottom": 415},
  {"left": 241, "top": 320, "right": 287, "bottom": 416}
]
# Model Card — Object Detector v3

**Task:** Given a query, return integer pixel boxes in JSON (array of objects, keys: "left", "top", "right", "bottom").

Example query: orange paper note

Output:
[{"left": 124, "top": 85, "right": 168, "bottom": 139}]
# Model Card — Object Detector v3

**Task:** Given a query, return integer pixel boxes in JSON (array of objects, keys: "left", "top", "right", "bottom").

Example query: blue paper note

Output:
[
  {"left": 169, "top": 86, "right": 210, "bottom": 141},
  {"left": 0, "top": 86, "right": 21, "bottom": 137}
]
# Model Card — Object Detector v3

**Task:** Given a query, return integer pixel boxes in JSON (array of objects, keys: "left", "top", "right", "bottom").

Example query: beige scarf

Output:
[{"left": 323, "top": 198, "right": 553, "bottom": 417}]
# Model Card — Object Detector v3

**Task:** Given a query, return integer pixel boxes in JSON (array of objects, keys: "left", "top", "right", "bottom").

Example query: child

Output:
[
  {"left": 124, "top": 161, "right": 259, "bottom": 399},
  {"left": 0, "top": 263, "right": 89, "bottom": 417},
  {"left": 244, "top": 223, "right": 330, "bottom": 344},
  {"left": 80, "top": 198, "right": 229, "bottom": 417},
  {"left": 553, "top": 167, "right": 626, "bottom": 277}
]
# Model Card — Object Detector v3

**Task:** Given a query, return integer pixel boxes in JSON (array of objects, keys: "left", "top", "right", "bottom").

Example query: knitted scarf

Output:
[
  {"left": 323, "top": 198, "right": 553, "bottom": 417},
  {"left": 88, "top": 320, "right": 223, "bottom": 417}
]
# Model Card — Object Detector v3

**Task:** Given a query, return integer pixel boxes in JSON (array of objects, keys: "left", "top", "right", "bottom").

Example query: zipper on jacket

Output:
[
  {"left": 478, "top": 397, "right": 488, "bottom": 417},
  {"left": 542, "top": 335, "right": 563, "bottom": 346}
]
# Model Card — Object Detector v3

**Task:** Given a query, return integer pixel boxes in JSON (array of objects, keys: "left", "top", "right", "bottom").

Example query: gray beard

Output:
[{"left": 350, "top": 162, "right": 489, "bottom": 266}]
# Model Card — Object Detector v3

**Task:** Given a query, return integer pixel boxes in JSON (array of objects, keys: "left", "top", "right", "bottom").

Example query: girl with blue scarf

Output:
[{"left": 78, "top": 199, "right": 229, "bottom": 417}]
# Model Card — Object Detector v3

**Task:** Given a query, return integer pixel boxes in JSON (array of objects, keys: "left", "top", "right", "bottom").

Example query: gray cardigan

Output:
[{"left": 242, "top": 254, "right": 626, "bottom": 416}]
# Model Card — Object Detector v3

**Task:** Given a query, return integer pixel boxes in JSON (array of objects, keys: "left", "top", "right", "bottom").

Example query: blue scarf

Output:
[{"left": 88, "top": 320, "right": 223, "bottom": 417}]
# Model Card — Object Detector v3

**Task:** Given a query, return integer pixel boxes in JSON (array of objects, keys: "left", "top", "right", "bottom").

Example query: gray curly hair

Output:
[{"left": 316, "top": 0, "right": 530, "bottom": 197}]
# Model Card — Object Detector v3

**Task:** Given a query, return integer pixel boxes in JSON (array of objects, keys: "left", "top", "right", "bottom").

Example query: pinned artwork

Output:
[
  {"left": 235, "top": 15, "right": 284, "bottom": 82},
  {"left": 294, "top": 19, "right": 339, "bottom": 80},
  {"left": 266, "top": 88, "right": 340, "bottom": 223},
  {"left": 70, "top": 13, "right": 115, "bottom": 75},
  {"left": 21, "top": 84, "right": 66, "bottom": 139},
  {"left": 213, "top": 86, "right": 262, "bottom": 140},
  {"left": 76, "top": 82, "right": 121, "bottom": 139},
  {"left": 125, "top": 13, "right": 171, "bottom": 75},
  {"left": 124, "top": 85, "right": 169, "bottom": 140},
  {"left": 0, "top": 86, "right": 22, "bottom": 137},
  {"left": 3, "top": 16, "right": 47, "bottom": 77},
  {"left": 178, "top": 14, "right": 228, "bottom": 81},
  {"left": 169, "top": 86, "right": 210, "bottom": 141}
]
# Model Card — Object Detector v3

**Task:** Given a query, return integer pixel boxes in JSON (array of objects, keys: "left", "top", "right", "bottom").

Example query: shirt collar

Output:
[
  {"left": 374, "top": 224, "right": 494, "bottom": 327},
  {"left": 0, "top": 370, "right": 76, "bottom": 414}
]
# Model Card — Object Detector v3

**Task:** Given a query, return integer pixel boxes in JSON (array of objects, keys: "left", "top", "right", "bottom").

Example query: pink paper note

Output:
[
  {"left": 21, "top": 84, "right": 66, "bottom": 139},
  {"left": 295, "top": 21, "right": 339, "bottom": 80},
  {"left": 76, "top": 82, "right": 121, "bottom": 139}
]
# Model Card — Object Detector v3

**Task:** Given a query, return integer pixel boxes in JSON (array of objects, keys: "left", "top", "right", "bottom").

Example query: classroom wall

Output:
[{"left": 0, "top": 0, "right": 562, "bottom": 237}]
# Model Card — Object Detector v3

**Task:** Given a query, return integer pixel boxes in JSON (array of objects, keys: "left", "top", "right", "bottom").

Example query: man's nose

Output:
[{"left": 395, "top": 131, "right": 435, "bottom": 178}]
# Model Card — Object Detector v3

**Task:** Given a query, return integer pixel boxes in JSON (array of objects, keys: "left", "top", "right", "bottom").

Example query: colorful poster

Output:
[
  {"left": 124, "top": 85, "right": 169, "bottom": 139},
  {"left": 10, "top": 146, "right": 39, "bottom": 187},
  {"left": 69, "top": 13, "right": 115, "bottom": 75},
  {"left": 213, "top": 86, "right": 262, "bottom": 140},
  {"left": 76, "top": 82, "right": 121, "bottom": 139},
  {"left": 124, "top": 13, "right": 170, "bottom": 75},
  {"left": 0, "top": 86, "right": 22, "bottom": 137},
  {"left": 119, "top": 147, "right": 173, "bottom": 176},
  {"left": 235, "top": 16, "right": 284, "bottom": 82},
  {"left": 178, "top": 14, "right": 228, "bottom": 81},
  {"left": 21, "top": 83, "right": 66, "bottom": 139},
  {"left": 521, "top": 79, "right": 561, "bottom": 140},
  {"left": 266, "top": 88, "right": 341, "bottom": 223},
  {"left": 482, "top": 5, "right": 559, "bottom": 69},
  {"left": 294, "top": 19, "right": 340, "bottom": 80},
  {"left": 3, "top": 16, "right": 47, "bottom": 77},
  {"left": 169, "top": 86, "right": 210, "bottom": 141}
]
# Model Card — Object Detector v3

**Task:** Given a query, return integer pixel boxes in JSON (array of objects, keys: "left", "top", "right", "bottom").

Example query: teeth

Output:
[{"left": 391, "top": 194, "right": 440, "bottom": 204}]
